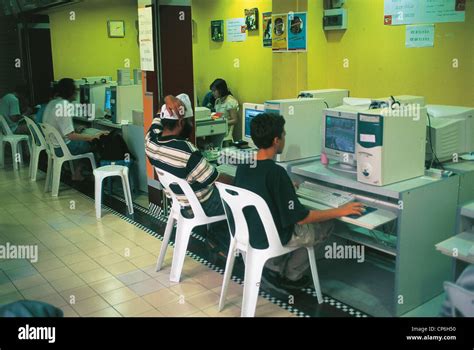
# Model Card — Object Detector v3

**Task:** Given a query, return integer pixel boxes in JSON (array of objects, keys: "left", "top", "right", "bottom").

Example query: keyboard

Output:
[
  {"left": 296, "top": 182, "right": 355, "bottom": 208},
  {"left": 82, "top": 128, "right": 103, "bottom": 136},
  {"left": 217, "top": 164, "right": 237, "bottom": 177}
]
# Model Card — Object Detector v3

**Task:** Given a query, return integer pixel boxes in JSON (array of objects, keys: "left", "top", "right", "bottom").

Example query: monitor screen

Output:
[
  {"left": 244, "top": 109, "right": 263, "bottom": 138},
  {"left": 325, "top": 116, "right": 356, "bottom": 154},
  {"left": 104, "top": 88, "right": 112, "bottom": 111}
]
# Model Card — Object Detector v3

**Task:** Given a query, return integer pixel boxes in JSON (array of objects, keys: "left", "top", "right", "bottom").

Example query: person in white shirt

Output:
[
  {"left": 0, "top": 85, "right": 30, "bottom": 135},
  {"left": 43, "top": 78, "right": 107, "bottom": 181}
]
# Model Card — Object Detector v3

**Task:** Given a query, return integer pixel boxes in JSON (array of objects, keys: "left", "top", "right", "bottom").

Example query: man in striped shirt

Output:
[{"left": 145, "top": 94, "right": 232, "bottom": 250}]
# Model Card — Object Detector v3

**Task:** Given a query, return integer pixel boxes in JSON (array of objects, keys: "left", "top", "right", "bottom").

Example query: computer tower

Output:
[
  {"left": 356, "top": 107, "right": 427, "bottom": 186},
  {"left": 264, "top": 98, "right": 326, "bottom": 162}
]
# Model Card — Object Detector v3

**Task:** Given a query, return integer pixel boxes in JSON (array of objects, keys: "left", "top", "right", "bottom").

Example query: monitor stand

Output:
[{"left": 328, "top": 162, "right": 358, "bottom": 179}]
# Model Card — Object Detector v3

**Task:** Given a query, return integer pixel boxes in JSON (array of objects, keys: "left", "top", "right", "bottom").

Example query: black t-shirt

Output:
[{"left": 234, "top": 159, "right": 309, "bottom": 249}]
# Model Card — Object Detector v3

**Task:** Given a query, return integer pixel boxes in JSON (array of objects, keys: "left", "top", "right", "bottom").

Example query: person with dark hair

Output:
[
  {"left": 42, "top": 78, "right": 107, "bottom": 181},
  {"left": 234, "top": 113, "right": 364, "bottom": 290},
  {"left": 145, "top": 94, "right": 233, "bottom": 256},
  {"left": 0, "top": 84, "right": 31, "bottom": 135},
  {"left": 210, "top": 78, "right": 239, "bottom": 143},
  {"left": 202, "top": 91, "right": 216, "bottom": 112}
]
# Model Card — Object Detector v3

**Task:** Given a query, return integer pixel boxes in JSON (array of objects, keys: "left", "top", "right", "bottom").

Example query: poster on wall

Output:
[
  {"left": 211, "top": 20, "right": 224, "bottom": 42},
  {"left": 272, "top": 14, "right": 288, "bottom": 51},
  {"left": 262, "top": 12, "right": 272, "bottom": 47},
  {"left": 288, "top": 12, "right": 307, "bottom": 51},
  {"left": 138, "top": 7, "right": 154, "bottom": 72},
  {"left": 245, "top": 8, "right": 259, "bottom": 31},
  {"left": 227, "top": 18, "right": 247, "bottom": 42},
  {"left": 384, "top": 0, "right": 465, "bottom": 26},
  {"left": 406, "top": 24, "right": 435, "bottom": 48}
]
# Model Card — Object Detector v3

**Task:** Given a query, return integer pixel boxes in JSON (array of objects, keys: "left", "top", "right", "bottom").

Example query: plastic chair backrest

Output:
[
  {"left": 443, "top": 281, "right": 474, "bottom": 317},
  {"left": 155, "top": 168, "right": 207, "bottom": 219},
  {"left": 40, "top": 123, "right": 73, "bottom": 159},
  {"left": 24, "top": 116, "right": 46, "bottom": 148},
  {"left": 0, "top": 114, "right": 14, "bottom": 136},
  {"left": 215, "top": 182, "right": 284, "bottom": 251}
]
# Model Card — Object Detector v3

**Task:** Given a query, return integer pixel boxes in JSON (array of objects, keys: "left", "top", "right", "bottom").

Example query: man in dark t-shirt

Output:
[{"left": 234, "top": 113, "right": 364, "bottom": 288}]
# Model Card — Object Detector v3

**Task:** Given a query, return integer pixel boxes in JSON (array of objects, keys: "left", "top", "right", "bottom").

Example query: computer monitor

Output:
[
  {"left": 242, "top": 103, "right": 265, "bottom": 148},
  {"left": 104, "top": 87, "right": 112, "bottom": 112},
  {"left": 427, "top": 105, "right": 474, "bottom": 156},
  {"left": 322, "top": 108, "right": 358, "bottom": 173},
  {"left": 298, "top": 89, "right": 349, "bottom": 108},
  {"left": 80, "top": 85, "right": 90, "bottom": 104}
]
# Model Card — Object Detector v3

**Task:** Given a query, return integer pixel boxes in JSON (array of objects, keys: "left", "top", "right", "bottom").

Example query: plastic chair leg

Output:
[
  {"left": 95, "top": 175, "right": 103, "bottom": 219},
  {"left": 169, "top": 221, "right": 193, "bottom": 283},
  {"left": 307, "top": 247, "right": 323, "bottom": 304},
  {"left": 51, "top": 160, "right": 63, "bottom": 197},
  {"left": 121, "top": 172, "right": 134, "bottom": 215},
  {"left": 156, "top": 213, "right": 175, "bottom": 272},
  {"left": 0, "top": 141, "right": 4, "bottom": 168},
  {"left": 12, "top": 141, "right": 19, "bottom": 171},
  {"left": 241, "top": 257, "right": 265, "bottom": 317},
  {"left": 218, "top": 238, "right": 238, "bottom": 311},
  {"left": 30, "top": 149, "right": 40, "bottom": 181},
  {"left": 44, "top": 156, "right": 52, "bottom": 192}
]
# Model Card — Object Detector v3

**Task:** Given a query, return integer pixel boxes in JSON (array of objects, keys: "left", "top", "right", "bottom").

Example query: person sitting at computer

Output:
[
  {"left": 202, "top": 91, "right": 216, "bottom": 112},
  {"left": 145, "top": 94, "right": 233, "bottom": 255},
  {"left": 43, "top": 78, "right": 107, "bottom": 181},
  {"left": 0, "top": 84, "right": 32, "bottom": 135},
  {"left": 210, "top": 79, "right": 239, "bottom": 143},
  {"left": 234, "top": 113, "right": 364, "bottom": 289}
]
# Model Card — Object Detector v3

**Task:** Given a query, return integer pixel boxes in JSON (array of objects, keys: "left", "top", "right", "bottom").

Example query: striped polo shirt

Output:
[{"left": 145, "top": 118, "right": 218, "bottom": 205}]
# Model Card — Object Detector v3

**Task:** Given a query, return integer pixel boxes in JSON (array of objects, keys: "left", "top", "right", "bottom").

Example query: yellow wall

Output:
[
  {"left": 318, "top": 0, "right": 474, "bottom": 106},
  {"left": 192, "top": 0, "right": 273, "bottom": 106},
  {"left": 48, "top": 0, "right": 140, "bottom": 80}
]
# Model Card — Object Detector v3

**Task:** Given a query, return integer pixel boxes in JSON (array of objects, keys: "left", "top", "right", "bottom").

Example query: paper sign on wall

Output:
[
  {"left": 272, "top": 14, "right": 288, "bottom": 51},
  {"left": 263, "top": 12, "right": 272, "bottom": 48},
  {"left": 138, "top": 7, "right": 154, "bottom": 72},
  {"left": 227, "top": 18, "right": 247, "bottom": 42},
  {"left": 288, "top": 12, "right": 307, "bottom": 51},
  {"left": 406, "top": 24, "right": 435, "bottom": 48},
  {"left": 384, "top": 0, "right": 465, "bottom": 26}
]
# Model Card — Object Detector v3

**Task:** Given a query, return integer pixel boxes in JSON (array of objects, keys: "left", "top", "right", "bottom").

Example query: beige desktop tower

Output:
[
  {"left": 356, "top": 107, "right": 427, "bottom": 186},
  {"left": 264, "top": 98, "right": 326, "bottom": 162}
]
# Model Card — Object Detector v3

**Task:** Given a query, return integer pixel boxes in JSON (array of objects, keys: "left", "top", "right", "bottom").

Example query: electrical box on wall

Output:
[{"left": 324, "top": 9, "right": 347, "bottom": 30}]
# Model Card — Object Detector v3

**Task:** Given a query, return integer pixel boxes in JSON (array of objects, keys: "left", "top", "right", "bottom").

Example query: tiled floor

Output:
[{"left": 0, "top": 166, "right": 294, "bottom": 317}]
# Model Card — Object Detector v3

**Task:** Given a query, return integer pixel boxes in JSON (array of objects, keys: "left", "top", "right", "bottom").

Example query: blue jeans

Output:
[{"left": 55, "top": 140, "right": 91, "bottom": 157}]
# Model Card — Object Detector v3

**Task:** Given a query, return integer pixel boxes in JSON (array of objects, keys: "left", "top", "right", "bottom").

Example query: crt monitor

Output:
[
  {"left": 104, "top": 87, "right": 112, "bottom": 112},
  {"left": 242, "top": 103, "right": 265, "bottom": 148},
  {"left": 322, "top": 108, "right": 358, "bottom": 172}
]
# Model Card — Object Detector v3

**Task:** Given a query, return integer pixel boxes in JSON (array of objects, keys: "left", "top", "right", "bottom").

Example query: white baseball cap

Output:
[{"left": 159, "top": 93, "right": 194, "bottom": 120}]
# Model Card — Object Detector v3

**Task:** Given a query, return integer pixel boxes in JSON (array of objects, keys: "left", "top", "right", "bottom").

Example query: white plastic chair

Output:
[
  {"left": 94, "top": 165, "right": 134, "bottom": 219},
  {"left": 215, "top": 182, "right": 324, "bottom": 317},
  {"left": 0, "top": 114, "right": 30, "bottom": 170},
  {"left": 443, "top": 281, "right": 474, "bottom": 317},
  {"left": 155, "top": 168, "right": 226, "bottom": 283},
  {"left": 24, "top": 117, "right": 47, "bottom": 181},
  {"left": 40, "top": 123, "right": 96, "bottom": 197}
]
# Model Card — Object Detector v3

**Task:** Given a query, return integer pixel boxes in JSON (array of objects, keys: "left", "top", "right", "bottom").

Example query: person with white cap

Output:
[{"left": 145, "top": 94, "right": 233, "bottom": 255}]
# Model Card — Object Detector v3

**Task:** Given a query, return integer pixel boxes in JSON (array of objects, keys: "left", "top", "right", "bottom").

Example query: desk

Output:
[
  {"left": 290, "top": 159, "right": 459, "bottom": 316},
  {"left": 442, "top": 161, "right": 474, "bottom": 205},
  {"left": 436, "top": 201, "right": 474, "bottom": 280}
]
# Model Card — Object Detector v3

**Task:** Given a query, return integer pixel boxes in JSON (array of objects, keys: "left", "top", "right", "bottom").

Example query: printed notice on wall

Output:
[
  {"left": 138, "top": 7, "right": 154, "bottom": 72},
  {"left": 288, "top": 12, "right": 307, "bottom": 51},
  {"left": 272, "top": 14, "right": 288, "bottom": 51},
  {"left": 227, "top": 18, "right": 247, "bottom": 42},
  {"left": 384, "top": 0, "right": 465, "bottom": 26},
  {"left": 406, "top": 24, "right": 435, "bottom": 48}
]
